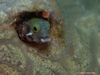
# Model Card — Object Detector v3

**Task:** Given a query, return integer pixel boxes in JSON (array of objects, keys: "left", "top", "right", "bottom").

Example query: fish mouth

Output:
[{"left": 40, "top": 38, "right": 51, "bottom": 43}]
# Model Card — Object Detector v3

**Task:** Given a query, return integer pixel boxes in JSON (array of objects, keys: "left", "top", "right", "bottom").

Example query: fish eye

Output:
[{"left": 32, "top": 24, "right": 40, "bottom": 32}]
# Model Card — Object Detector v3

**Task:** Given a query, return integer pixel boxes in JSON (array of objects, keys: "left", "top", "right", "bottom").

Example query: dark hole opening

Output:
[
  {"left": 14, "top": 11, "right": 51, "bottom": 25},
  {"left": 13, "top": 11, "right": 53, "bottom": 51}
]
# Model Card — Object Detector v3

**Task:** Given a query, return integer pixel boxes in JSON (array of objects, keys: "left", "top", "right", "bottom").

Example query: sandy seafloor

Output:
[{"left": 0, "top": 0, "right": 100, "bottom": 75}]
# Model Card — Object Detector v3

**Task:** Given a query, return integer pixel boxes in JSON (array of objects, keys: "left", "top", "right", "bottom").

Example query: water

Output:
[{"left": 57, "top": 0, "right": 100, "bottom": 74}]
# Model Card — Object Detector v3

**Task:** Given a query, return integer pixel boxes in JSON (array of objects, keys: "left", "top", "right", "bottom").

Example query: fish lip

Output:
[
  {"left": 26, "top": 32, "right": 33, "bottom": 36},
  {"left": 40, "top": 38, "right": 51, "bottom": 43}
]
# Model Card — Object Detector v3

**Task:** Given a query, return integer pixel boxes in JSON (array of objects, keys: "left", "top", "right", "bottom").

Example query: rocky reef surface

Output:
[{"left": 0, "top": 0, "right": 100, "bottom": 75}]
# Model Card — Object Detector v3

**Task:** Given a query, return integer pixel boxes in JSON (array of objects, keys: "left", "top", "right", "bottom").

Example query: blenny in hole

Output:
[{"left": 16, "top": 11, "right": 51, "bottom": 43}]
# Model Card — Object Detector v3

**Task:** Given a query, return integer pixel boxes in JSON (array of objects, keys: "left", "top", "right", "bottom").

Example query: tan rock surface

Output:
[{"left": 0, "top": 0, "right": 100, "bottom": 75}]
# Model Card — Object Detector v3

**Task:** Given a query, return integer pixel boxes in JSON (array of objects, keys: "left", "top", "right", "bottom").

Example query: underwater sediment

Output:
[{"left": 0, "top": 0, "right": 100, "bottom": 75}]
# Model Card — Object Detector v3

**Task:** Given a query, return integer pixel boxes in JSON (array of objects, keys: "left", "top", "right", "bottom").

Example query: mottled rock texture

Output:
[{"left": 0, "top": 0, "right": 100, "bottom": 75}]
